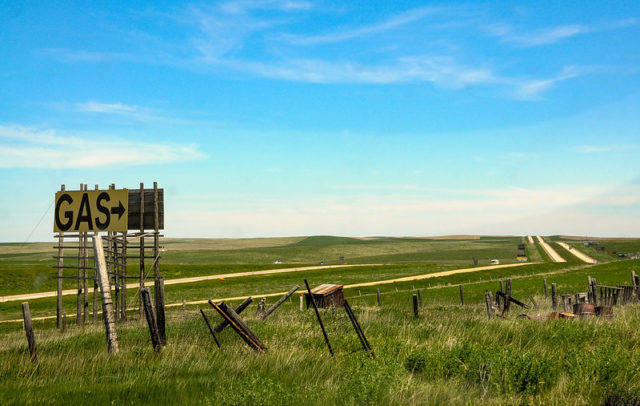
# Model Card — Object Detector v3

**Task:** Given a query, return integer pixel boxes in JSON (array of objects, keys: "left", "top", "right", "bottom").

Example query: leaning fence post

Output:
[
  {"left": 551, "top": 283, "right": 558, "bottom": 310},
  {"left": 21, "top": 302, "right": 37, "bottom": 362},
  {"left": 155, "top": 276, "right": 166, "bottom": 345},
  {"left": 261, "top": 285, "right": 299, "bottom": 321},
  {"left": 141, "top": 288, "right": 161, "bottom": 352},
  {"left": 92, "top": 234, "right": 119, "bottom": 354},
  {"left": 412, "top": 294, "right": 419, "bottom": 317}
]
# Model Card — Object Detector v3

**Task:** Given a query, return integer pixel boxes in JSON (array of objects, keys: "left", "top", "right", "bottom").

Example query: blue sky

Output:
[{"left": 1, "top": 1, "right": 640, "bottom": 241}]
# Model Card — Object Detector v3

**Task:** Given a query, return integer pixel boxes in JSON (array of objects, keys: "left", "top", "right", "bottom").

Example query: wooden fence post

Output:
[
  {"left": 417, "top": 289, "right": 422, "bottom": 307},
  {"left": 21, "top": 302, "right": 37, "bottom": 362},
  {"left": 155, "top": 276, "right": 166, "bottom": 345},
  {"left": 591, "top": 278, "right": 598, "bottom": 306},
  {"left": 141, "top": 288, "right": 161, "bottom": 352},
  {"left": 261, "top": 285, "right": 299, "bottom": 321},
  {"left": 459, "top": 285, "right": 464, "bottom": 305},
  {"left": 92, "top": 234, "right": 119, "bottom": 354},
  {"left": 484, "top": 291, "right": 493, "bottom": 320},
  {"left": 299, "top": 294, "right": 304, "bottom": 311},
  {"left": 376, "top": 288, "right": 381, "bottom": 307},
  {"left": 551, "top": 283, "right": 558, "bottom": 310},
  {"left": 182, "top": 299, "right": 186, "bottom": 319},
  {"left": 544, "top": 279, "right": 548, "bottom": 299},
  {"left": 504, "top": 279, "right": 512, "bottom": 313},
  {"left": 62, "top": 312, "right": 67, "bottom": 333},
  {"left": 412, "top": 294, "right": 418, "bottom": 317}
]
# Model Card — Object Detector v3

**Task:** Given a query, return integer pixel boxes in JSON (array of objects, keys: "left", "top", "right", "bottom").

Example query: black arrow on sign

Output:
[{"left": 110, "top": 201, "right": 126, "bottom": 220}]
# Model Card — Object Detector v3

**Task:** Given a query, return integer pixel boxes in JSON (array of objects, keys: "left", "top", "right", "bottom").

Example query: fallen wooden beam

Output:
[
  {"left": 213, "top": 296, "right": 252, "bottom": 333},
  {"left": 208, "top": 300, "right": 265, "bottom": 352},
  {"left": 496, "top": 291, "right": 529, "bottom": 309},
  {"left": 261, "top": 285, "right": 299, "bottom": 321}
]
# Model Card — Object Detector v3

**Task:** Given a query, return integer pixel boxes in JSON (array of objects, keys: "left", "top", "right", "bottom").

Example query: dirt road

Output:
[
  {"left": 557, "top": 242, "right": 597, "bottom": 264},
  {"left": 535, "top": 236, "right": 566, "bottom": 263},
  {"left": 527, "top": 235, "right": 534, "bottom": 244},
  {"left": 0, "top": 262, "right": 534, "bottom": 323},
  {"left": 0, "top": 264, "right": 382, "bottom": 304}
]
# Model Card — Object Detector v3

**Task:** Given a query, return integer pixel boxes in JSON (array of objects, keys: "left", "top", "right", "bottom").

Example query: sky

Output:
[{"left": 1, "top": 1, "right": 640, "bottom": 241}]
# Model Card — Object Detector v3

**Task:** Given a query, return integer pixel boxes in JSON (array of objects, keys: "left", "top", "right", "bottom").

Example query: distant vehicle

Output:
[
  {"left": 319, "top": 261, "right": 326, "bottom": 265},
  {"left": 490, "top": 259, "right": 500, "bottom": 265},
  {"left": 272, "top": 260, "right": 282, "bottom": 264}
]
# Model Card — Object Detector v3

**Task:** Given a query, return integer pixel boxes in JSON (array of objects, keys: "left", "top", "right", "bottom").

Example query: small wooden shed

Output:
[{"left": 305, "top": 284, "right": 344, "bottom": 308}]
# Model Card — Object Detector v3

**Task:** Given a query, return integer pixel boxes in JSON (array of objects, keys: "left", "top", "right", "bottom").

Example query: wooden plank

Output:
[
  {"left": 21, "top": 302, "right": 37, "bottom": 362},
  {"left": 92, "top": 234, "right": 119, "bottom": 354},
  {"left": 261, "top": 285, "right": 299, "bottom": 321}
]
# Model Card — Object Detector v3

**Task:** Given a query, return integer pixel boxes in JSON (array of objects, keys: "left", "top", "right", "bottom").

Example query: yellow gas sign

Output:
[{"left": 54, "top": 189, "right": 128, "bottom": 232}]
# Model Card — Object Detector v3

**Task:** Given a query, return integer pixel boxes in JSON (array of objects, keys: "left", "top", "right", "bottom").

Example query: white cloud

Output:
[
  {"left": 491, "top": 18, "right": 636, "bottom": 47},
  {"left": 572, "top": 144, "right": 637, "bottom": 153},
  {"left": 506, "top": 24, "right": 589, "bottom": 47},
  {"left": 74, "top": 101, "right": 166, "bottom": 122},
  {"left": 513, "top": 65, "right": 589, "bottom": 100},
  {"left": 0, "top": 124, "right": 206, "bottom": 169},
  {"left": 284, "top": 7, "right": 439, "bottom": 45}
]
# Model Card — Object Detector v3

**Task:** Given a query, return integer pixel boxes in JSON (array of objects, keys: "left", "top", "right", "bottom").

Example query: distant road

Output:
[
  {"left": 535, "top": 236, "right": 566, "bottom": 263},
  {"left": 557, "top": 242, "right": 597, "bottom": 264},
  {"left": 527, "top": 235, "right": 534, "bottom": 244},
  {"left": 0, "top": 264, "right": 382, "bottom": 303},
  {"left": 0, "top": 262, "right": 535, "bottom": 324}
]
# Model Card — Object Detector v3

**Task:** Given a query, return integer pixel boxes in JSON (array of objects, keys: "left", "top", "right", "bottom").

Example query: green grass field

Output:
[{"left": 2, "top": 236, "right": 640, "bottom": 405}]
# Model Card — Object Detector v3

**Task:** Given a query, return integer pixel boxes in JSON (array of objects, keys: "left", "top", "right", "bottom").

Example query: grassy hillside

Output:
[
  {"left": 1, "top": 260, "right": 640, "bottom": 404},
  {"left": 3, "top": 237, "right": 640, "bottom": 404}
]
